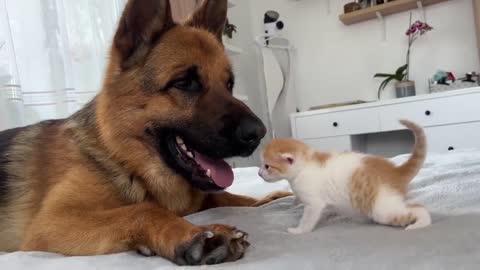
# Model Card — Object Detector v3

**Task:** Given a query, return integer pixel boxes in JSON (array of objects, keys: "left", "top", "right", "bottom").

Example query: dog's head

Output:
[{"left": 97, "top": 0, "right": 266, "bottom": 192}]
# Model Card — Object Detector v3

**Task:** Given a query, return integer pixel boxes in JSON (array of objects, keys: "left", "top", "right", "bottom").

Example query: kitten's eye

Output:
[
  {"left": 264, "top": 164, "right": 270, "bottom": 170},
  {"left": 173, "top": 78, "right": 202, "bottom": 92}
]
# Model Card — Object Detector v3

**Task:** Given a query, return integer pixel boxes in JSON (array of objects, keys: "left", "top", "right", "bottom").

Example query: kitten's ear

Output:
[
  {"left": 113, "top": 0, "right": 175, "bottom": 69},
  {"left": 185, "top": 0, "right": 228, "bottom": 42},
  {"left": 280, "top": 153, "right": 295, "bottom": 165}
]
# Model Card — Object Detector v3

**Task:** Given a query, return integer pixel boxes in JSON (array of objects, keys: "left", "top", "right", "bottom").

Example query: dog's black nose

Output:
[{"left": 235, "top": 117, "right": 267, "bottom": 147}]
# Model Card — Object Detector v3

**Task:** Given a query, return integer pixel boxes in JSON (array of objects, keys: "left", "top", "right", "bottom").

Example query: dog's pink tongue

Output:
[{"left": 194, "top": 152, "right": 234, "bottom": 188}]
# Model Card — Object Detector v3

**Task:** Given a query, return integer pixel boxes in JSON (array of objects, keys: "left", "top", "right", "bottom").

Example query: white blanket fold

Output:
[{"left": 2, "top": 150, "right": 480, "bottom": 269}]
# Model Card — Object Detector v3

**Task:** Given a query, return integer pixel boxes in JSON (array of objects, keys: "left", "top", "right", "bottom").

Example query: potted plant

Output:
[{"left": 374, "top": 14, "right": 433, "bottom": 99}]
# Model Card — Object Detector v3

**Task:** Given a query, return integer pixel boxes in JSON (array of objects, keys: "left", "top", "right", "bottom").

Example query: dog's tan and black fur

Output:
[{"left": 0, "top": 0, "right": 290, "bottom": 265}]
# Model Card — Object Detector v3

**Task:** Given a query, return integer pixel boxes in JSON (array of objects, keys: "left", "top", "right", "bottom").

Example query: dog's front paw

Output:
[
  {"left": 174, "top": 225, "right": 249, "bottom": 265},
  {"left": 253, "top": 191, "right": 293, "bottom": 206},
  {"left": 287, "top": 227, "right": 305, "bottom": 235}
]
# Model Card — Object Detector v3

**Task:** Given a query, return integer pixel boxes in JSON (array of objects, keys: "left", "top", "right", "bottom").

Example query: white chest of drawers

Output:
[{"left": 291, "top": 88, "right": 480, "bottom": 157}]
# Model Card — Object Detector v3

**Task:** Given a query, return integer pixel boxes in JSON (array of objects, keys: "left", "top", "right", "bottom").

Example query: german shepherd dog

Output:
[{"left": 0, "top": 0, "right": 291, "bottom": 265}]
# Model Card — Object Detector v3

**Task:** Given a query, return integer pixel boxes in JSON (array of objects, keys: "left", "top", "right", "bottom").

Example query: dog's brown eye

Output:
[
  {"left": 264, "top": 164, "right": 270, "bottom": 170},
  {"left": 173, "top": 78, "right": 202, "bottom": 92},
  {"left": 169, "top": 66, "right": 203, "bottom": 92}
]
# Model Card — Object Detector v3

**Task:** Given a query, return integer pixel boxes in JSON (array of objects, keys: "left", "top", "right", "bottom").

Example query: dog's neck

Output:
[{"left": 67, "top": 99, "right": 148, "bottom": 203}]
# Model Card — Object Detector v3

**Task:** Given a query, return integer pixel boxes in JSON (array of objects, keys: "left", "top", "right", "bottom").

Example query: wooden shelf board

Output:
[{"left": 339, "top": 0, "right": 449, "bottom": 25}]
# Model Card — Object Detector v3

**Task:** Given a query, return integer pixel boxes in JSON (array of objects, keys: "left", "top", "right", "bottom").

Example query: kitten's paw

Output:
[
  {"left": 287, "top": 227, "right": 305, "bottom": 235},
  {"left": 405, "top": 221, "right": 431, "bottom": 230},
  {"left": 405, "top": 206, "right": 431, "bottom": 230}
]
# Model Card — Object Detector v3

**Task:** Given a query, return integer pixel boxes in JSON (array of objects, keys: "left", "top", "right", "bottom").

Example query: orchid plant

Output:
[{"left": 374, "top": 13, "right": 433, "bottom": 99}]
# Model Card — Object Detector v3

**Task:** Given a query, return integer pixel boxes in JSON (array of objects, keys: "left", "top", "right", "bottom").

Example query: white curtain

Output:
[{"left": 0, "top": 0, "right": 126, "bottom": 131}]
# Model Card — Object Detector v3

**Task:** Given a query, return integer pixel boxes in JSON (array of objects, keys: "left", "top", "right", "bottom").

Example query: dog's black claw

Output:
[{"left": 136, "top": 245, "right": 156, "bottom": 257}]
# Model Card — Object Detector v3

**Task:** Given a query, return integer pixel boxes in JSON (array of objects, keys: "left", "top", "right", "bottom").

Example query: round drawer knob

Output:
[
  {"left": 333, "top": 122, "right": 339, "bottom": 127},
  {"left": 425, "top": 110, "right": 432, "bottom": 116},
  {"left": 448, "top": 146, "right": 455, "bottom": 151}
]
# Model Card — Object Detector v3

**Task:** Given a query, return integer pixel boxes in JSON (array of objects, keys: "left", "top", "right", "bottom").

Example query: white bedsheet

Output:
[
  {"left": 227, "top": 167, "right": 291, "bottom": 198},
  {"left": 2, "top": 150, "right": 480, "bottom": 269}
]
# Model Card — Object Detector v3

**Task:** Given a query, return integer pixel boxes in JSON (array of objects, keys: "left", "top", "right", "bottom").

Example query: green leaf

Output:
[
  {"left": 378, "top": 81, "right": 387, "bottom": 93},
  {"left": 395, "top": 64, "right": 408, "bottom": 77},
  {"left": 374, "top": 73, "right": 395, "bottom": 78},
  {"left": 378, "top": 81, "right": 388, "bottom": 93},
  {"left": 392, "top": 74, "right": 402, "bottom": 81},
  {"left": 378, "top": 77, "right": 395, "bottom": 99},
  {"left": 379, "top": 77, "right": 394, "bottom": 92}
]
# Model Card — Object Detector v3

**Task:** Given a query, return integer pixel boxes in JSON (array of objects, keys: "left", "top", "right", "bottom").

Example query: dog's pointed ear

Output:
[
  {"left": 185, "top": 0, "right": 228, "bottom": 42},
  {"left": 113, "top": 0, "right": 175, "bottom": 69}
]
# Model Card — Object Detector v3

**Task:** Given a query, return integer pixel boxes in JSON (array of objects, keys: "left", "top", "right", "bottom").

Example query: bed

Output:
[{"left": 2, "top": 150, "right": 480, "bottom": 269}]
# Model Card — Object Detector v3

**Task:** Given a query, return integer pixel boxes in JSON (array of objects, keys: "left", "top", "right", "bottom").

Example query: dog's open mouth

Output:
[
  {"left": 175, "top": 136, "right": 234, "bottom": 188},
  {"left": 159, "top": 132, "right": 234, "bottom": 192}
]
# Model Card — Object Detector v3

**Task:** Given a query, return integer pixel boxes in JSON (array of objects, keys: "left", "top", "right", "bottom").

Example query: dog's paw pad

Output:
[{"left": 174, "top": 225, "right": 250, "bottom": 266}]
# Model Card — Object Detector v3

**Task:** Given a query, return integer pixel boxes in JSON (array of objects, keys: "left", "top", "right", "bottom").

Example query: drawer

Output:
[
  {"left": 425, "top": 122, "right": 480, "bottom": 153},
  {"left": 303, "top": 136, "right": 352, "bottom": 152},
  {"left": 380, "top": 93, "right": 480, "bottom": 131},
  {"left": 295, "top": 108, "right": 380, "bottom": 139}
]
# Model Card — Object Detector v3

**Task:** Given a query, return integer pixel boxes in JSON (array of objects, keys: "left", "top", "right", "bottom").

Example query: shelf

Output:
[
  {"left": 339, "top": 0, "right": 449, "bottom": 25},
  {"left": 225, "top": 43, "right": 243, "bottom": 55}
]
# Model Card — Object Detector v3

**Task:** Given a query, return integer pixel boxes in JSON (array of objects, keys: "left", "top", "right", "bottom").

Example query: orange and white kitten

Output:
[{"left": 259, "top": 120, "right": 430, "bottom": 234}]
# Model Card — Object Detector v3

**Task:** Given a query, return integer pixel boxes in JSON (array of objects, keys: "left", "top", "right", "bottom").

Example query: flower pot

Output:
[{"left": 395, "top": 80, "right": 416, "bottom": 98}]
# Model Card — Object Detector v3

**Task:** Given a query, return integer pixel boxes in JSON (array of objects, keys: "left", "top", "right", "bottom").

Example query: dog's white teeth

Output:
[
  {"left": 206, "top": 169, "right": 211, "bottom": 177},
  {"left": 181, "top": 144, "right": 188, "bottom": 151},
  {"left": 176, "top": 136, "right": 184, "bottom": 145},
  {"left": 187, "top": 151, "right": 194, "bottom": 158}
]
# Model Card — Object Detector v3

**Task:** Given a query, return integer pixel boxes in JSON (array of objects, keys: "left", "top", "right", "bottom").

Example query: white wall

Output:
[
  {"left": 248, "top": 0, "right": 480, "bottom": 111},
  {"left": 226, "top": 0, "right": 269, "bottom": 166},
  {"left": 227, "top": 0, "right": 263, "bottom": 108}
]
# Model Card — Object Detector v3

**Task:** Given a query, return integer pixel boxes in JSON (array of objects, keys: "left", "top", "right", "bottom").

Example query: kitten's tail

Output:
[{"left": 397, "top": 120, "right": 427, "bottom": 182}]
